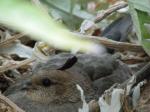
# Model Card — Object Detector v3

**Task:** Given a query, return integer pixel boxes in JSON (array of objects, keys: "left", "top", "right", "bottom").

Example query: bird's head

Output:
[{"left": 21, "top": 70, "right": 81, "bottom": 104}]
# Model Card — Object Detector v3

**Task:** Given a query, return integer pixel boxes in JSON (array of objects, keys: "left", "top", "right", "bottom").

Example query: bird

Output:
[
  {"left": 100, "top": 14, "right": 133, "bottom": 53},
  {"left": 5, "top": 70, "right": 93, "bottom": 112},
  {"left": 101, "top": 14, "right": 132, "bottom": 42},
  {"left": 4, "top": 53, "right": 131, "bottom": 112},
  {"left": 3, "top": 13, "right": 133, "bottom": 112}
]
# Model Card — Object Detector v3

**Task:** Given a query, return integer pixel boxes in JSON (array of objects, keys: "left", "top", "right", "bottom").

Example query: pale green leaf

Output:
[
  {"left": 0, "top": 0, "right": 98, "bottom": 53},
  {"left": 128, "top": 0, "right": 150, "bottom": 56}
]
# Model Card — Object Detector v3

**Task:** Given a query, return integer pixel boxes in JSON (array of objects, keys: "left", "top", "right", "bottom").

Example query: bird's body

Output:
[
  {"left": 7, "top": 91, "right": 82, "bottom": 112},
  {"left": 4, "top": 13, "right": 133, "bottom": 112},
  {"left": 101, "top": 14, "right": 132, "bottom": 53},
  {"left": 6, "top": 70, "right": 83, "bottom": 112},
  {"left": 101, "top": 14, "right": 132, "bottom": 42},
  {"left": 5, "top": 53, "right": 131, "bottom": 112}
]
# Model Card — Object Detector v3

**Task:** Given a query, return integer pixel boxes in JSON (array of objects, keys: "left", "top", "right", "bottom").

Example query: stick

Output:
[
  {"left": 0, "top": 33, "right": 25, "bottom": 47},
  {"left": 120, "top": 62, "right": 150, "bottom": 89},
  {"left": 94, "top": 1, "right": 128, "bottom": 23},
  {"left": 133, "top": 62, "right": 150, "bottom": 87},
  {"left": 0, "top": 58, "right": 35, "bottom": 73},
  {"left": 73, "top": 33, "right": 144, "bottom": 53},
  {"left": 0, "top": 93, "right": 25, "bottom": 112}
]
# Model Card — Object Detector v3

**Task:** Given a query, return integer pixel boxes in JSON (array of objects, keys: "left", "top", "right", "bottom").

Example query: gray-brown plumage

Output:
[
  {"left": 4, "top": 53, "right": 131, "bottom": 112},
  {"left": 5, "top": 70, "right": 93, "bottom": 112}
]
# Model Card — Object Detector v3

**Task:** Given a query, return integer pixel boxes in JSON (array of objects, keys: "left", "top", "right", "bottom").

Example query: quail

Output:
[
  {"left": 4, "top": 13, "right": 133, "bottom": 112},
  {"left": 4, "top": 53, "right": 131, "bottom": 112}
]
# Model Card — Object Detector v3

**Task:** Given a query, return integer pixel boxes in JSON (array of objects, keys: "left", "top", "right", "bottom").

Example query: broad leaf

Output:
[{"left": 128, "top": 0, "right": 150, "bottom": 56}]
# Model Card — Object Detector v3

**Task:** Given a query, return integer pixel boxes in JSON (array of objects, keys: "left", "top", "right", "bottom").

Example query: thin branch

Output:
[
  {"left": 121, "top": 56, "right": 150, "bottom": 64},
  {"left": 73, "top": 33, "right": 144, "bottom": 53},
  {"left": 0, "top": 33, "right": 26, "bottom": 47},
  {"left": 94, "top": 1, "right": 128, "bottom": 23},
  {"left": 120, "top": 62, "right": 150, "bottom": 89},
  {"left": 0, "top": 93, "right": 25, "bottom": 112},
  {"left": 133, "top": 62, "right": 150, "bottom": 86},
  {"left": 0, "top": 58, "right": 35, "bottom": 73}
]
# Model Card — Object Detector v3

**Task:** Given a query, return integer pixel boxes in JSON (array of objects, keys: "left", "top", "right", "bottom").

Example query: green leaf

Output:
[
  {"left": 0, "top": 0, "right": 98, "bottom": 53},
  {"left": 128, "top": 0, "right": 150, "bottom": 56},
  {"left": 41, "top": 0, "right": 94, "bottom": 30}
]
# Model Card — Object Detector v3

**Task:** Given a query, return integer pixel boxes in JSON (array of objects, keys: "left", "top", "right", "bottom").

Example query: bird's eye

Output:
[{"left": 42, "top": 78, "right": 51, "bottom": 87}]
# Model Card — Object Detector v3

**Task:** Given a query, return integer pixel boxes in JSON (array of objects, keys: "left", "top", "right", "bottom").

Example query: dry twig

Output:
[
  {"left": 73, "top": 33, "right": 144, "bottom": 53},
  {"left": 0, "top": 58, "right": 35, "bottom": 73},
  {"left": 0, "top": 33, "right": 26, "bottom": 47},
  {"left": 94, "top": 1, "right": 128, "bottom": 23},
  {"left": 0, "top": 93, "right": 25, "bottom": 112}
]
